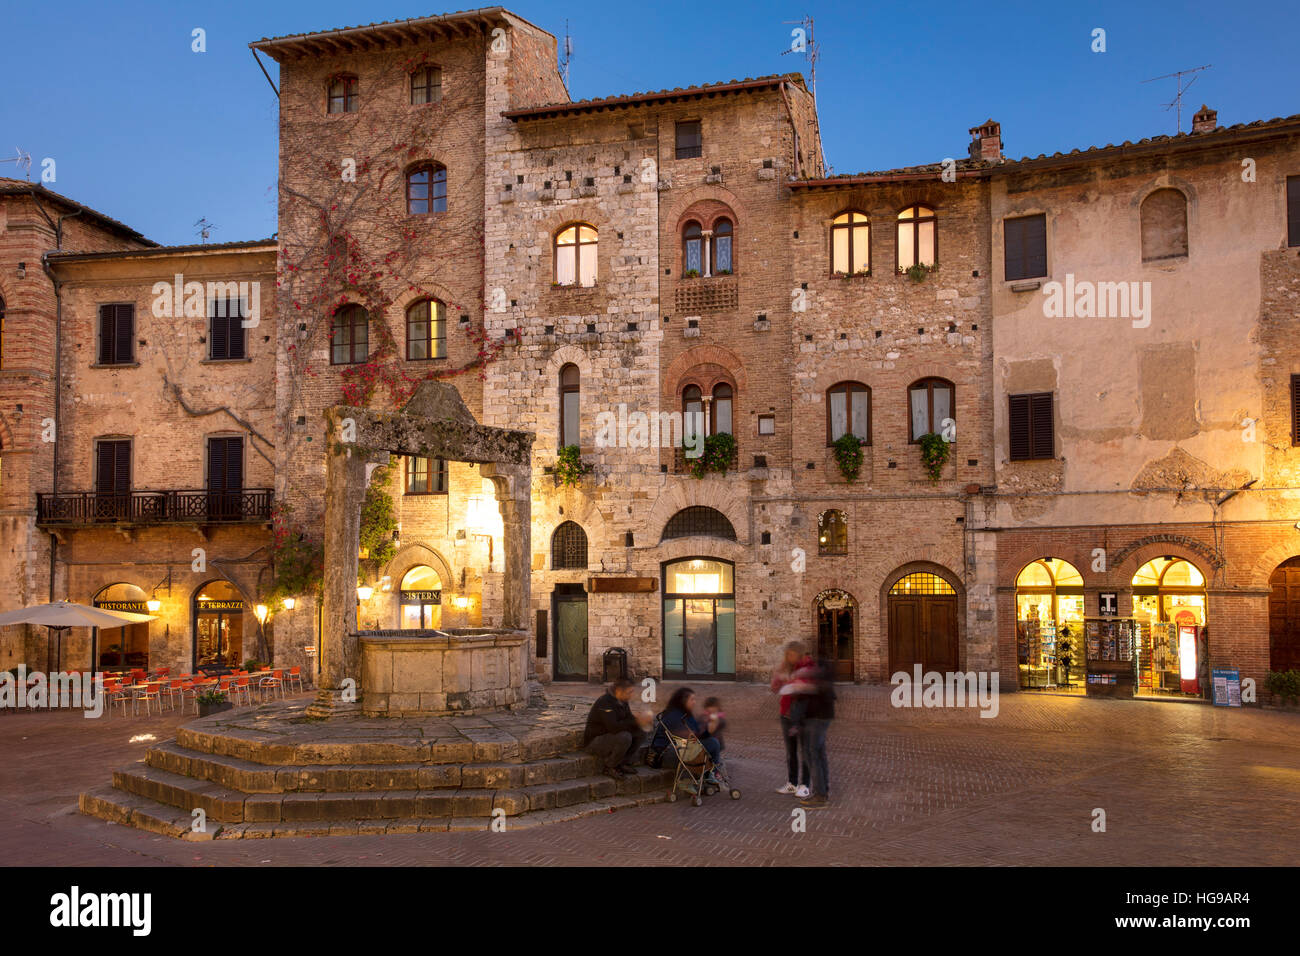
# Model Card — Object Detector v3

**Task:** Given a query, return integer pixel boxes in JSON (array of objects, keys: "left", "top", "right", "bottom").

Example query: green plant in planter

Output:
[
  {"left": 243, "top": 659, "right": 264, "bottom": 672},
  {"left": 831, "top": 433, "right": 866, "bottom": 482},
  {"left": 683, "top": 268, "right": 701, "bottom": 279},
  {"left": 196, "top": 689, "right": 228, "bottom": 706},
  {"left": 918, "top": 432, "right": 951, "bottom": 482},
  {"left": 554, "top": 444, "right": 592, "bottom": 486},
  {"left": 1265, "top": 669, "right": 1300, "bottom": 703},
  {"left": 690, "top": 432, "right": 737, "bottom": 478},
  {"left": 906, "top": 262, "right": 935, "bottom": 282},
  {"left": 716, "top": 268, "right": 732, "bottom": 276}
]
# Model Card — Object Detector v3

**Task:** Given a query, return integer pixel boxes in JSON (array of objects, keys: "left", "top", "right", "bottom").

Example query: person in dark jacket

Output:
[
  {"left": 583, "top": 678, "right": 646, "bottom": 777},
  {"left": 791, "top": 657, "right": 835, "bottom": 808}
]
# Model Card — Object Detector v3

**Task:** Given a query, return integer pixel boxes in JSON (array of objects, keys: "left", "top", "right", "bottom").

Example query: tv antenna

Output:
[
  {"left": 560, "top": 20, "right": 573, "bottom": 92},
  {"left": 194, "top": 217, "right": 217, "bottom": 244},
  {"left": 781, "top": 15, "right": 819, "bottom": 111},
  {"left": 1142, "top": 64, "right": 1212, "bottom": 133},
  {"left": 0, "top": 147, "right": 33, "bottom": 180}
]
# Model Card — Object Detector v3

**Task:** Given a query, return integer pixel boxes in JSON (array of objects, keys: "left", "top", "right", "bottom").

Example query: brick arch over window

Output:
[
  {"left": 662, "top": 344, "right": 748, "bottom": 407},
  {"left": 382, "top": 544, "right": 454, "bottom": 601},
  {"left": 661, "top": 506, "right": 736, "bottom": 542},
  {"left": 646, "top": 481, "right": 749, "bottom": 546}
]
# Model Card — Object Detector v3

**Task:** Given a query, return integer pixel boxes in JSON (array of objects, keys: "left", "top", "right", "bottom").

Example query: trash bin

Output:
[{"left": 602, "top": 647, "right": 628, "bottom": 682}]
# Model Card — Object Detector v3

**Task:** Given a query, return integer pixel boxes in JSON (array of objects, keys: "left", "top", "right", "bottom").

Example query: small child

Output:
[{"left": 698, "top": 697, "right": 728, "bottom": 781}]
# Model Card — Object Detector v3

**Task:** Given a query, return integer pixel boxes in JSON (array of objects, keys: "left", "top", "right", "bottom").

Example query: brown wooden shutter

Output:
[
  {"left": 1289, "top": 177, "right": 1300, "bottom": 248},
  {"left": 97, "top": 306, "right": 115, "bottom": 364},
  {"left": 209, "top": 302, "right": 228, "bottom": 359},
  {"left": 1008, "top": 394, "right": 1032, "bottom": 460},
  {"left": 1030, "top": 393, "right": 1055, "bottom": 459},
  {"left": 1292, "top": 375, "right": 1300, "bottom": 444},
  {"left": 96, "top": 440, "right": 130, "bottom": 494},
  {"left": 115, "top": 305, "right": 134, "bottom": 363}
]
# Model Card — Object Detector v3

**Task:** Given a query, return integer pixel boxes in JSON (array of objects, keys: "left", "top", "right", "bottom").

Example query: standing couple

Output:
[{"left": 770, "top": 641, "right": 834, "bottom": 809}]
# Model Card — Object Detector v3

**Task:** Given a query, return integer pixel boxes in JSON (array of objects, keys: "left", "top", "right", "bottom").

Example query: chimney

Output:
[
  {"left": 968, "top": 119, "right": 1002, "bottom": 162},
  {"left": 1192, "top": 104, "right": 1218, "bottom": 134}
]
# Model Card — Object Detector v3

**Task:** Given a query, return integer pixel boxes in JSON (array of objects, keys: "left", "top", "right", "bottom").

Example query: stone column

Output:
[{"left": 483, "top": 464, "right": 531, "bottom": 632}]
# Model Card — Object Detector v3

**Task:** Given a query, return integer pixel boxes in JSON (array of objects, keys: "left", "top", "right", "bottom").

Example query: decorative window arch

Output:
[
  {"left": 1140, "top": 188, "right": 1188, "bottom": 261},
  {"left": 406, "top": 163, "right": 447, "bottom": 215},
  {"left": 406, "top": 298, "right": 446, "bottom": 360},
  {"left": 908, "top": 377, "right": 954, "bottom": 442},
  {"left": 559, "top": 363, "right": 580, "bottom": 449},
  {"left": 330, "top": 304, "right": 368, "bottom": 365},
  {"left": 712, "top": 218, "right": 733, "bottom": 274},
  {"left": 551, "top": 521, "right": 589, "bottom": 569},
  {"left": 410, "top": 65, "right": 442, "bottom": 105},
  {"left": 897, "top": 203, "right": 937, "bottom": 271},
  {"left": 831, "top": 211, "right": 870, "bottom": 275},
  {"left": 889, "top": 572, "right": 956, "bottom": 595},
  {"left": 682, "top": 221, "right": 703, "bottom": 275},
  {"left": 327, "top": 74, "right": 358, "bottom": 113},
  {"left": 555, "top": 223, "right": 598, "bottom": 287},
  {"left": 827, "top": 381, "right": 870, "bottom": 444},
  {"left": 1131, "top": 557, "right": 1206, "bottom": 625},
  {"left": 662, "top": 506, "right": 736, "bottom": 542},
  {"left": 818, "top": 509, "right": 848, "bottom": 555}
]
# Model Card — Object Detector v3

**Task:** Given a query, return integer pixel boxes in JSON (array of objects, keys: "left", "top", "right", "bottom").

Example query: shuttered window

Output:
[
  {"left": 1291, "top": 376, "right": 1300, "bottom": 445},
  {"left": 208, "top": 296, "right": 247, "bottom": 360},
  {"left": 95, "top": 439, "right": 131, "bottom": 495},
  {"left": 1009, "top": 393, "right": 1055, "bottom": 461},
  {"left": 1288, "top": 177, "right": 1300, "bottom": 248},
  {"left": 97, "top": 304, "right": 134, "bottom": 365},
  {"left": 1004, "top": 214, "right": 1047, "bottom": 281},
  {"left": 208, "top": 437, "right": 243, "bottom": 492}
]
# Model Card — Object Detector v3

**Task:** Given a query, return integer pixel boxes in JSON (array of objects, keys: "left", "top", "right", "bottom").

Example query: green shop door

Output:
[{"left": 553, "top": 584, "right": 588, "bottom": 681}]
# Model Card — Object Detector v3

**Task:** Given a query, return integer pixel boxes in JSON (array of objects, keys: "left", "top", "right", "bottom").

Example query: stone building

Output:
[{"left": 2, "top": 8, "right": 1299, "bottom": 699}]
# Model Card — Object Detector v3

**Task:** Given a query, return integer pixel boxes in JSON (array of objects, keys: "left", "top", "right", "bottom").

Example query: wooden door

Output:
[
  {"left": 817, "top": 603, "right": 855, "bottom": 680},
  {"left": 1269, "top": 558, "right": 1300, "bottom": 672},
  {"left": 889, "top": 594, "right": 958, "bottom": 673}
]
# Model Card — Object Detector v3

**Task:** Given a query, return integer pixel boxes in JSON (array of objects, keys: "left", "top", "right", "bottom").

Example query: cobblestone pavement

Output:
[{"left": 3, "top": 683, "right": 1299, "bottom": 866}]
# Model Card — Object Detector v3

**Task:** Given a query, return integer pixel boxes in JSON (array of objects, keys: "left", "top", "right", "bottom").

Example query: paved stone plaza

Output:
[{"left": 3, "top": 684, "right": 1298, "bottom": 866}]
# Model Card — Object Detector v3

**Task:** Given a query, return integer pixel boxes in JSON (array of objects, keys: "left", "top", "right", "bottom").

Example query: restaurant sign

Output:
[
  {"left": 400, "top": 589, "right": 442, "bottom": 604},
  {"left": 587, "top": 577, "right": 658, "bottom": 593},
  {"left": 94, "top": 601, "right": 149, "bottom": 613},
  {"left": 196, "top": 600, "right": 245, "bottom": 612}
]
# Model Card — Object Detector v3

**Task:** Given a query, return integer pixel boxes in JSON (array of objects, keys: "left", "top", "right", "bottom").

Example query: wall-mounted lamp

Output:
[
  {"left": 357, "top": 585, "right": 375, "bottom": 602},
  {"left": 146, "top": 597, "right": 162, "bottom": 613},
  {"left": 282, "top": 597, "right": 297, "bottom": 611},
  {"left": 379, "top": 575, "right": 393, "bottom": 593},
  {"left": 254, "top": 603, "right": 269, "bottom": 624},
  {"left": 454, "top": 596, "right": 471, "bottom": 610}
]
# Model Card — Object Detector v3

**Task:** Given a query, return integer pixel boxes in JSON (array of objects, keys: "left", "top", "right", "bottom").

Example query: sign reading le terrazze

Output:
[{"left": 196, "top": 600, "right": 245, "bottom": 612}]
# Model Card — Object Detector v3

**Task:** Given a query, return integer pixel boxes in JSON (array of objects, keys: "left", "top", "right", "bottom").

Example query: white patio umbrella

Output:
[{"left": 0, "top": 601, "right": 156, "bottom": 672}]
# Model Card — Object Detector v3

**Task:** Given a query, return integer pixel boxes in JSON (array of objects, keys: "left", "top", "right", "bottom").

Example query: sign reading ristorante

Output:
[{"left": 94, "top": 600, "right": 149, "bottom": 613}]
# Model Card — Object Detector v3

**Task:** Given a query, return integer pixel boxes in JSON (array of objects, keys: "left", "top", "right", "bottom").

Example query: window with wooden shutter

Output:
[
  {"left": 1291, "top": 375, "right": 1300, "bottom": 445},
  {"left": 1004, "top": 214, "right": 1047, "bottom": 281},
  {"left": 1009, "top": 392, "right": 1055, "bottom": 461},
  {"left": 1288, "top": 177, "right": 1300, "bottom": 248},
  {"left": 209, "top": 295, "right": 246, "bottom": 360},
  {"left": 94, "top": 439, "right": 131, "bottom": 519},
  {"left": 207, "top": 436, "right": 244, "bottom": 519},
  {"left": 98, "top": 304, "right": 134, "bottom": 365}
]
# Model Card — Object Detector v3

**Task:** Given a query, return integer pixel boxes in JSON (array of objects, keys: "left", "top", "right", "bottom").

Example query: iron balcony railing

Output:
[{"left": 36, "top": 489, "right": 274, "bottom": 526}]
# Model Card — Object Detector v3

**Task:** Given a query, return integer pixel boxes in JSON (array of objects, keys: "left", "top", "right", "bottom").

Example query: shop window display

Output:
[
  {"left": 1015, "top": 558, "right": 1085, "bottom": 691},
  {"left": 1130, "top": 557, "right": 1208, "bottom": 697}
]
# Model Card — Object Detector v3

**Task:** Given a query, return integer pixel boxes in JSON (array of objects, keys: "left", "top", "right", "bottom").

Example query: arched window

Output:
[
  {"left": 93, "top": 582, "right": 151, "bottom": 671},
  {"left": 327, "top": 74, "right": 358, "bottom": 113},
  {"left": 897, "top": 204, "right": 937, "bottom": 271},
  {"left": 827, "top": 381, "right": 870, "bottom": 444},
  {"left": 908, "top": 377, "right": 954, "bottom": 442},
  {"left": 1132, "top": 557, "right": 1206, "bottom": 626},
  {"left": 193, "top": 580, "right": 246, "bottom": 669},
  {"left": 559, "top": 363, "right": 580, "bottom": 449},
  {"left": 555, "top": 223, "right": 597, "bottom": 287},
  {"left": 831, "top": 211, "right": 870, "bottom": 275},
  {"left": 399, "top": 565, "right": 442, "bottom": 629},
  {"left": 818, "top": 510, "right": 847, "bottom": 555},
  {"left": 711, "top": 383, "right": 733, "bottom": 435},
  {"left": 662, "top": 506, "right": 737, "bottom": 541},
  {"left": 551, "top": 521, "right": 588, "bottom": 569},
  {"left": 406, "top": 299, "right": 446, "bottom": 360},
  {"left": 1140, "top": 188, "right": 1188, "bottom": 261},
  {"left": 330, "top": 304, "right": 368, "bottom": 365},
  {"left": 682, "top": 384, "right": 704, "bottom": 446},
  {"left": 410, "top": 65, "right": 442, "bottom": 105},
  {"left": 407, "top": 164, "right": 447, "bottom": 215},
  {"left": 1015, "top": 558, "right": 1085, "bottom": 689},
  {"left": 889, "top": 572, "right": 956, "bottom": 595},
  {"left": 712, "top": 218, "right": 733, "bottom": 274},
  {"left": 682, "top": 221, "right": 703, "bottom": 275}
]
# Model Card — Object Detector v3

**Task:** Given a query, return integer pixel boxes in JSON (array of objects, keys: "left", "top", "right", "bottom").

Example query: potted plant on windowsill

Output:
[
  {"left": 690, "top": 432, "right": 737, "bottom": 478},
  {"left": 904, "top": 263, "right": 937, "bottom": 282},
  {"left": 683, "top": 268, "right": 701, "bottom": 279},
  {"left": 197, "top": 689, "right": 232, "bottom": 717},
  {"left": 831, "top": 433, "right": 866, "bottom": 482},
  {"left": 918, "top": 432, "right": 951, "bottom": 482},
  {"left": 554, "top": 444, "right": 593, "bottom": 486}
]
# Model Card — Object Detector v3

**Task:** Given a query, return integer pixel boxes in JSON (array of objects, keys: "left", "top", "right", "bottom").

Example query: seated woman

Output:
[{"left": 650, "top": 687, "right": 723, "bottom": 775}]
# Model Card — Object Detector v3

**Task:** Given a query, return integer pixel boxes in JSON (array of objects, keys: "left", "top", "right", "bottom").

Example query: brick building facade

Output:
[{"left": 2, "top": 8, "right": 1299, "bottom": 700}]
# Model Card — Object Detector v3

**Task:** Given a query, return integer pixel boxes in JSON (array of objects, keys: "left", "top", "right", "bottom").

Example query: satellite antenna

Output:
[
  {"left": 0, "top": 147, "right": 33, "bottom": 180},
  {"left": 194, "top": 217, "right": 217, "bottom": 244},
  {"left": 1141, "top": 64, "right": 1212, "bottom": 133},
  {"left": 560, "top": 20, "right": 573, "bottom": 92},
  {"left": 781, "top": 16, "right": 819, "bottom": 111}
]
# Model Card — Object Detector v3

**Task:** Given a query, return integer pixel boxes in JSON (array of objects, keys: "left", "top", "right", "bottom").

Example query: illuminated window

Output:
[
  {"left": 831, "top": 211, "right": 870, "bottom": 275},
  {"left": 555, "top": 223, "right": 597, "bottom": 287},
  {"left": 404, "top": 456, "right": 447, "bottom": 494},
  {"left": 399, "top": 565, "right": 442, "bottom": 629},
  {"left": 888, "top": 572, "right": 955, "bottom": 595},
  {"left": 908, "top": 378, "right": 954, "bottom": 442},
  {"left": 818, "top": 510, "right": 847, "bottom": 555},
  {"left": 1131, "top": 557, "right": 1206, "bottom": 626},
  {"left": 896, "top": 204, "right": 937, "bottom": 271},
  {"left": 827, "top": 381, "right": 870, "bottom": 444},
  {"left": 406, "top": 299, "right": 446, "bottom": 360}
]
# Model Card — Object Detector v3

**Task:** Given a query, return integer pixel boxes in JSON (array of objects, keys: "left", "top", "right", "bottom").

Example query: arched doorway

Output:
[
  {"left": 1015, "top": 558, "right": 1085, "bottom": 691},
  {"left": 1268, "top": 557, "right": 1300, "bottom": 672},
  {"left": 814, "top": 589, "right": 855, "bottom": 680},
  {"left": 1131, "top": 557, "right": 1207, "bottom": 696},
  {"left": 399, "top": 565, "right": 442, "bottom": 629},
  {"left": 887, "top": 571, "right": 958, "bottom": 674},
  {"left": 93, "top": 582, "right": 151, "bottom": 671},
  {"left": 663, "top": 558, "right": 735, "bottom": 678},
  {"left": 193, "top": 581, "right": 246, "bottom": 671}
]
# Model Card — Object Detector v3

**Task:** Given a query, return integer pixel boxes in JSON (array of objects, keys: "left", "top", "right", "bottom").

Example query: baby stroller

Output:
[{"left": 651, "top": 713, "right": 741, "bottom": 806}]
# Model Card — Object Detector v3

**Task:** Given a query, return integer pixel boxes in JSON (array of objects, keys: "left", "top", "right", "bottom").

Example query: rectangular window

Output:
[
  {"left": 1289, "top": 176, "right": 1300, "bottom": 248},
  {"left": 758, "top": 414, "right": 775, "bottom": 435},
  {"left": 1292, "top": 375, "right": 1300, "bottom": 445},
  {"left": 405, "top": 455, "right": 447, "bottom": 494},
  {"left": 97, "top": 304, "right": 135, "bottom": 365},
  {"left": 207, "top": 436, "right": 244, "bottom": 520},
  {"left": 208, "top": 294, "right": 247, "bottom": 360},
  {"left": 406, "top": 301, "right": 446, "bottom": 360},
  {"left": 331, "top": 308, "right": 368, "bottom": 365},
  {"left": 95, "top": 438, "right": 131, "bottom": 520},
  {"left": 1008, "top": 392, "right": 1055, "bottom": 460},
  {"left": 1004, "top": 214, "right": 1048, "bottom": 281},
  {"left": 675, "top": 120, "right": 702, "bottom": 160},
  {"left": 411, "top": 67, "right": 442, "bottom": 105}
]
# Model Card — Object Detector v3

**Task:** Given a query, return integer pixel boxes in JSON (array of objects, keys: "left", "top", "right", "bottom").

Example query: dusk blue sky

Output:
[{"left": 4, "top": 0, "right": 1296, "bottom": 245}]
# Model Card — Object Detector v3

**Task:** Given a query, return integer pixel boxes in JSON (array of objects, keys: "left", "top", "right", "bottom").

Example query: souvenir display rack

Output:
[{"left": 1084, "top": 617, "right": 1139, "bottom": 698}]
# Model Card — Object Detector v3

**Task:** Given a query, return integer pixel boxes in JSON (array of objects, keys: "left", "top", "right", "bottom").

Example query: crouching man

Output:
[{"left": 583, "top": 678, "right": 648, "bottom": 778}]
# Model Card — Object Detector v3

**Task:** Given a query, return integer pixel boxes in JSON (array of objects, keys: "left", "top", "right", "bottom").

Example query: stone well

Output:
[{"left": 358, "top": 628, "right": 530, "bottom": 716}]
